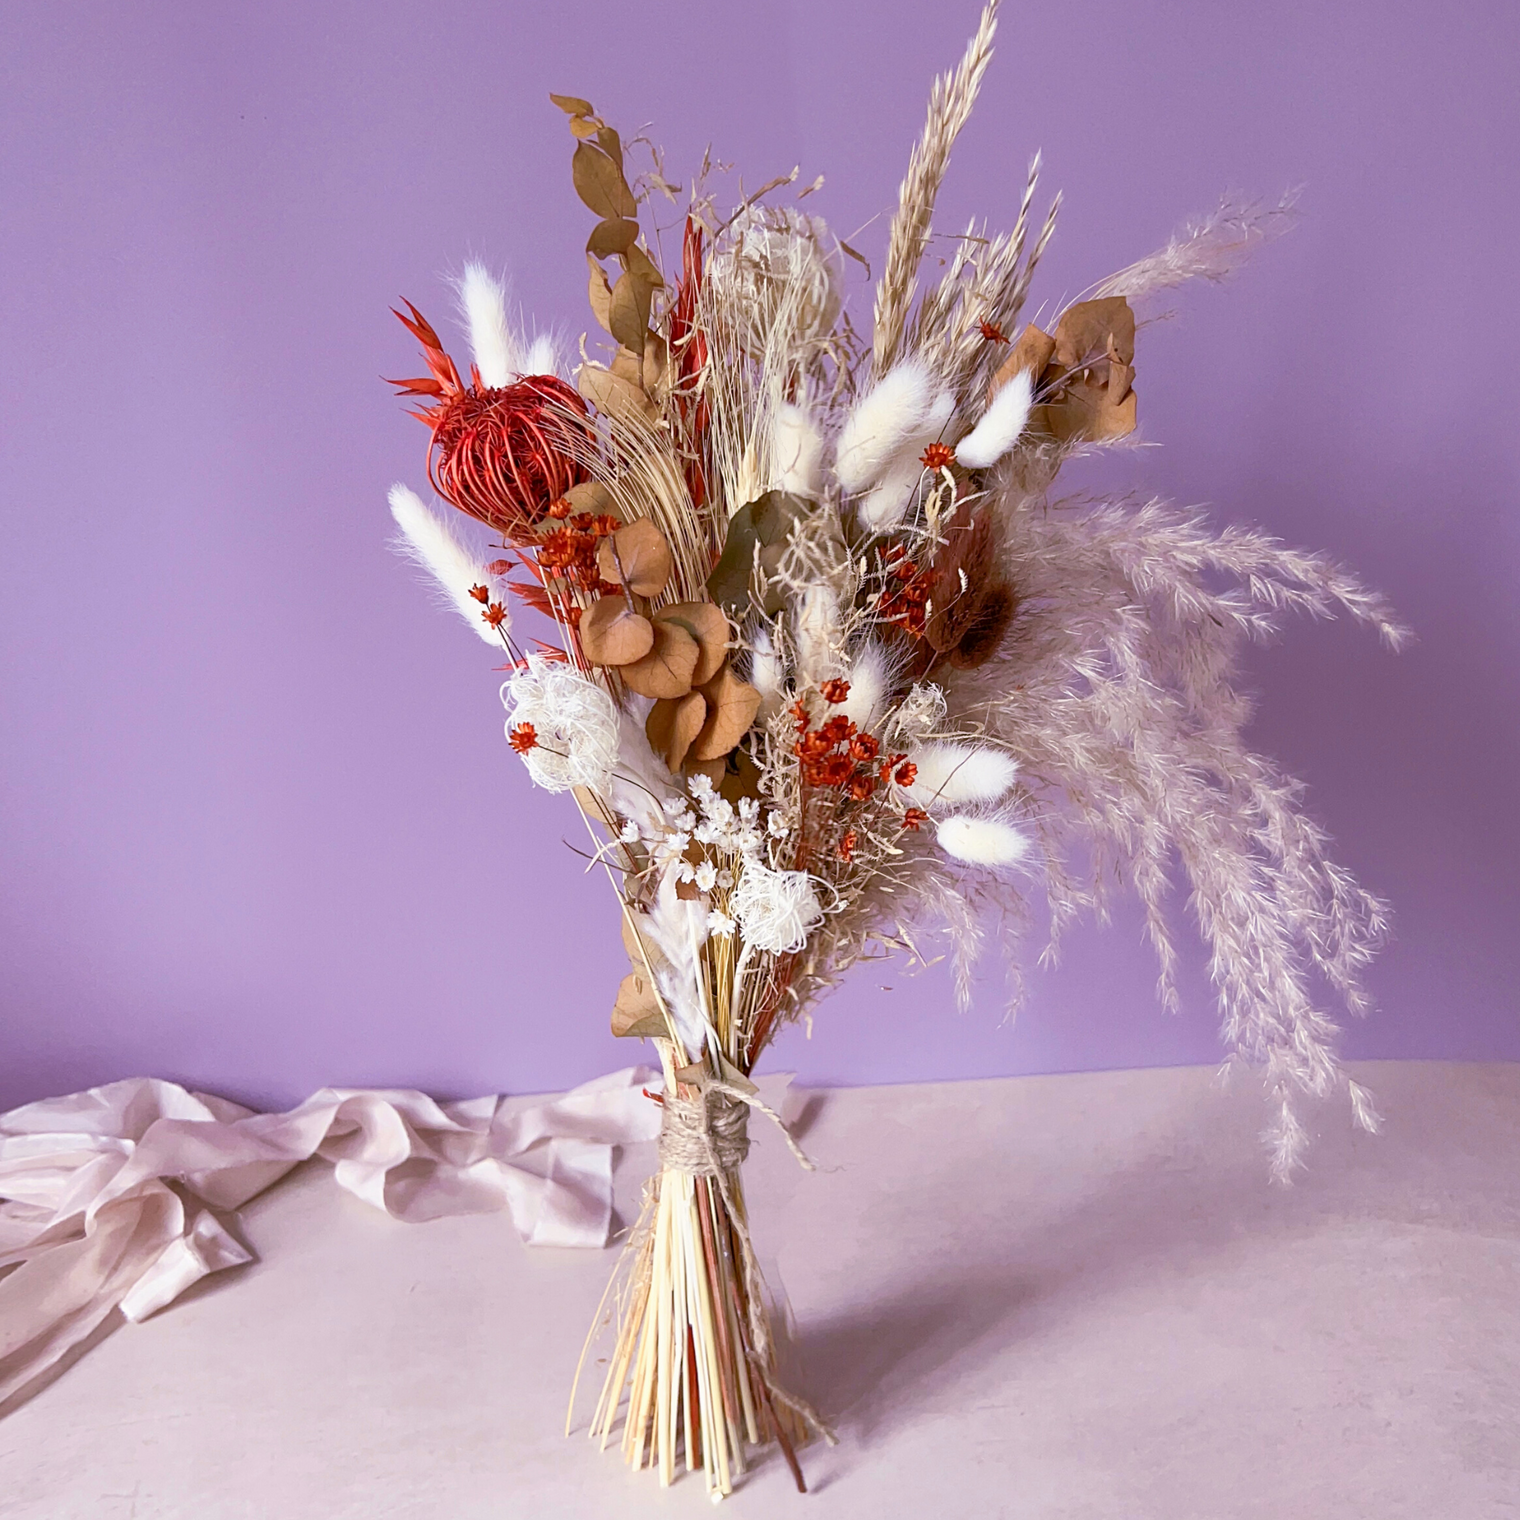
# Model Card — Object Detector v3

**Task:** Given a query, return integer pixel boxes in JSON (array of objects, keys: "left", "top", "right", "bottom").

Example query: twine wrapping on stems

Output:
[{"left": 655, "top": 1080, "right": 837, "bottom": 1448}]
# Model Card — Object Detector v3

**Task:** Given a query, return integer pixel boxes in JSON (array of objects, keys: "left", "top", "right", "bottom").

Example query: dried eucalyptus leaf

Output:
[
  {"left": 611, "top": 969, "right": 667, "bottom": 1039},
  {"left": 619, "top": 620, "right": 700, "bottom": 699},
  {"left": 587, "top": 217, "right": 639, "bottom": 258},
  {"left": 646, "top": 691, "right": 706, "bottom": 772},
  {"left": 608, "top": 272, "right": 652, "bottom": 354},
  {"left": 688, "top": 668, "right": 762, "bottom": 762},
  {"left": 586, "top": 253, "right": 613, "bottom": 332},
  {"left": 653, "top": 600, "right": 730, "bottom": 685},
  {"left": 596, "top": 125, "right": 623, "bottom": 166},
  {"left": 623, "top": 242, "right": 665, "bottom": 290},
  {"left": 704, "top": 490, "right": 810, "bottom": 615},
  {"left": 569, "top": 117, "right": 601, "bottom": 140},
  {"left": 579, "top": 363, "right": 657, "bottom": 423},
  {"left": 579, "top": 596, "right": 655, "bottom": 666},
  {"left": 550, "top": 93, "right": 594, "bottom": 116},
  {"left": 572, "top": 142, "right": 636, "bottom": 220},
  {"left": 598, "top": 518, "right": 673, "bottom": 597}
]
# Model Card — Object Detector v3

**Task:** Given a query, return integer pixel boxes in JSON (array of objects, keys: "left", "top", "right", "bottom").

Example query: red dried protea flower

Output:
[{"left": 389, "top": 301, "right": 590, "bottom": 539}]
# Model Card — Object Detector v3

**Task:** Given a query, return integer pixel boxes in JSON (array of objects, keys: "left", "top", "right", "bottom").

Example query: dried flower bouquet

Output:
[{"left": 384, "top": 0, "right": 1402, "bottom": 1496}]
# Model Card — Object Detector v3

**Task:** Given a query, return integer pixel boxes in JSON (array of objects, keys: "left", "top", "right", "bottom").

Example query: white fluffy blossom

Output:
[
  {"left": 500, "top": 657, "right": 620, "bottom": 796},
  {"left": 730, "top": 862, "right": 824, "bottom": 953}
]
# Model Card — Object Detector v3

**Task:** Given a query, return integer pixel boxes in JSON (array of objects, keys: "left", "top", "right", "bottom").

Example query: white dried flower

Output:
[
  {"left": 717, "top": 869, "right": 735, "bottom": 889},
  {"left": 766, "top": 812, "right": 791, "bottom": 838},
  {"left": 890, "top": 682, "right": 948, "bottom": 739},
  {"left": 731, "top": 863, "right": 824, "bottom": 953},
  {"left": 706, "top": 206, "right": 843, "bottom": 358},
  {"left": 706, "top": 910, "right": 738, "bottom": 938},
  {"left": 618, "top": 820, "right": 641, "bottom": 844},
  {"left": 500, "top": 657, "right": 619, "bottom": 796},
  {"left": 695, "top": 862, "right": 719, "bottom": 892}
]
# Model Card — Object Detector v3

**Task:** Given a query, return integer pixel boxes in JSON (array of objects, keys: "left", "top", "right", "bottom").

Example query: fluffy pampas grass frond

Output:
[
  {"left": 387, "top": 483, "right": 502, "bottom": 644},
  {"left": 1093, "top": 191, "right": 1300, "bottom": 303},
  {"left": 955, "top": 367, "right": 1033, "bottom": 468}
]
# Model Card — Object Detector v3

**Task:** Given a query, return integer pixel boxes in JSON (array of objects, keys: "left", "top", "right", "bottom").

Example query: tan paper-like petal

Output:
[
  {"left": 598, "top": 518, "right": 673, "bottom": 597},
  {"left": 654, "top": 601, "right": 730, "bottom": 685},
  {"left": 611, "top": 969, "right": 667, "bottom": 1039},
  {"left": 645, "top": 691, "right": 707, "bottom": 772},
  {"left": 688, "top": 667, "right": 762, "bottom": 762},
  {"left": 579, "top": 597, "right": 654, "bottom": 666},
  {"left": 1052, "top": 297, "right": 1135, "bottom": 369},
  {"left": 579, "top": 362, "right": 657, "bottom": 424},
  {"left": 989, "top": 324, "right": 1056, "bottom": 401},
  {"left": 619, "top": 618, "right": 699, "bottom": 699}
]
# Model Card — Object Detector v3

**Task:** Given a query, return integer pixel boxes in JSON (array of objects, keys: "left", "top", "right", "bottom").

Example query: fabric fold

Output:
[{"left": 0, "top": 1067, "right": 662, "bottom": 1409}]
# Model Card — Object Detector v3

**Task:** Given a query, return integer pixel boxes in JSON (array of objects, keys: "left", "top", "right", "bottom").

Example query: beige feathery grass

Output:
[{"left": 872, "top": 0, "right": 1001, "bottom": 375}]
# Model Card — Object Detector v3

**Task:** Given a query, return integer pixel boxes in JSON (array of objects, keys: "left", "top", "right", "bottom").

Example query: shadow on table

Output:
[{"left": 792, "top": 1062, "right": 1520, "bottom": 1444}]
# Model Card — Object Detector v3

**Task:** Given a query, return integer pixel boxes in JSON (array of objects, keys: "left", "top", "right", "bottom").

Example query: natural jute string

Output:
[{"left": 656, "top": 1081, "right": 836, "bottom": 1446}]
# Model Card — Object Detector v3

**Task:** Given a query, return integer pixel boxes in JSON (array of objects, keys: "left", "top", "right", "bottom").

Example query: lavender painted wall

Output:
[{"left": 1, "top": 1, "right": 1516, "bottom": 1112}]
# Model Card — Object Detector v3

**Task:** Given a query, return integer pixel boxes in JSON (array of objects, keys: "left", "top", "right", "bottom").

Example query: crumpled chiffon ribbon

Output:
[{"left": 0, "top": 1067, "right": 662, "bottom": 1410}]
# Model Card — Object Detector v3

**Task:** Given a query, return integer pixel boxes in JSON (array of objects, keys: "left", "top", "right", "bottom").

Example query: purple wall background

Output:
[{"left": 2, "top": 1, "right": 1516, "bottom": 1112}]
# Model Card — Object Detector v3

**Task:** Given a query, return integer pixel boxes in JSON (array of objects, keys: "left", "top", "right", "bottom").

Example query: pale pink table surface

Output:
[{"left": 2, "top": 1061, "right": 1516, "bottom": 1519}]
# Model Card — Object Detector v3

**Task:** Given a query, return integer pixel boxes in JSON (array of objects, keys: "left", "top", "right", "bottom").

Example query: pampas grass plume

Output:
[{"left": 387, "top": 483, "right": 501, "bottom": 644}]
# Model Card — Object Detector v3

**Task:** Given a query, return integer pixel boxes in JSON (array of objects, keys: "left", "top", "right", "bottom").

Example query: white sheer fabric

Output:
[{"left": 0, "top": 1068, "right": 661, "bottom": 1407}]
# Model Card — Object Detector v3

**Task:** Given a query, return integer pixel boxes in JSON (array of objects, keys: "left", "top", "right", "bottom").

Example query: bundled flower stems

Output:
[{"left": 384, "top": 0, "right": 1403, "bottom": 1496}]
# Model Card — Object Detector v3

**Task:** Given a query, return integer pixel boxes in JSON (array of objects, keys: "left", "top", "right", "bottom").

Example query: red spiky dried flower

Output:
[
  {"left": 820, "top": 678, "right": 851, "bottom": 704},
  {"left": 920, "top": 441, "right": 955, "bottom": 471},
  {"left": 508, "top": 722, "right": 538, "bottom": 754},
  {"left": 389, "top": 301, "right": 590, "bottom": 539},
  {"left": 901, "top": 807, "right": 929, "bottom": 831},
  {"left": 977, "top": 319, "right": 1010, "bottom": 344},
  {"left": 468, "top": 584, "right": 491, "bottom": 604}
]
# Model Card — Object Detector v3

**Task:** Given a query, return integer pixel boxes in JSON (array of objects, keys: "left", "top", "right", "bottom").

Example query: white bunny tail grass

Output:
[
  {"left": 456, "top": 262, "right": 522, "bottom": 387},
  {"left": 905, "top": 741, "right": 1018, "bottom": 808},
  {"left": 772, "top": 401, "right": 825, "bottom": 496},
  {"left": 956, "top": 367, "right": 1033, "bottom": 468},
  {"left": 840, "top": 642, "right": 894, "bottom": 732},
  {"left": 936, "top": 814, "right": 1030, "bottom": 867},
  {"left": 835, "top": 359, "right": 938, "bottom": 492},
  {"left": 387, "top": 483, "right": 501, "bottom": 644}
]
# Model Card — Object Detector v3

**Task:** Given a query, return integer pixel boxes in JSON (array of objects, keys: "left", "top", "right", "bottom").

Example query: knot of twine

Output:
[
  {"left": 656, "top": 1080, "right": 816, "bottom": 1179},
  {"left": 658, "top": 1086, "right": 751, "bottom": 1176}
]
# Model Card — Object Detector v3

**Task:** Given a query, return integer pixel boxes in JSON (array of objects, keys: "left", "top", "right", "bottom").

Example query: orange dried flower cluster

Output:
[
  {"left": 792, "top": 700, "right": 909, "bottom": 803},
  {"left": 876, "top": 545, "right": 933, "bottom": 636},
  {"left": 536, "top": 512, "right": 621, "bottom": 590}
]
